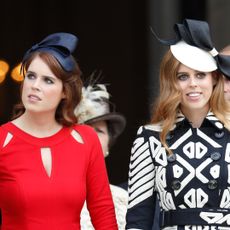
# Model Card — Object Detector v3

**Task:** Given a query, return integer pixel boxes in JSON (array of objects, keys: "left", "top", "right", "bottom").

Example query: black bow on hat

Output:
[
  {"left": 152, "top": 19, "right": 230, "bottom": 79},
  {"left": 22, "top": 32, "right": 78, "bottom": 72}
]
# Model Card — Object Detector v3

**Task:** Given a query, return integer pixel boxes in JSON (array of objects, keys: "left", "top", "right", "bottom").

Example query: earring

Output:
[{"left": 105, "top": 151, "right": 109, "bottom": 157}]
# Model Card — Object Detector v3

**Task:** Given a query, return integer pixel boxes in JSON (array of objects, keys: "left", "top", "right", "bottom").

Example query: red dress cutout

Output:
[{"left": 0, "top": 122, "right": 118, "bottom": 230}]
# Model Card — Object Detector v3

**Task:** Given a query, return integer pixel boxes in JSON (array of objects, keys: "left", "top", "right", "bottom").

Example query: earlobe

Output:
[{"left": 62, "top": 91, "right": 66, "bottom": 99}]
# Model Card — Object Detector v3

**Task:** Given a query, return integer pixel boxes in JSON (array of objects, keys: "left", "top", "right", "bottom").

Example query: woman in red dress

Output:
[{"left": 0, "top": 32, "right": 118, "bottom": 230}]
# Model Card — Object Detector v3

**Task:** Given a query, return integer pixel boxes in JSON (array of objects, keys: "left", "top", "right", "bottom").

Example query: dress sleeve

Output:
[
  {"left": 126, "top": 126, "right": 158, "bottom": 230},
  {"left": 84, "top": 127, "right": 118, "bottom": 230}
]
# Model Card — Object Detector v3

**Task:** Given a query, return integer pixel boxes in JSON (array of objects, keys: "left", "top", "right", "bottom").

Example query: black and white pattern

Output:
[{"left": 126, "top": 112, "right": 230, "bottom": 230}]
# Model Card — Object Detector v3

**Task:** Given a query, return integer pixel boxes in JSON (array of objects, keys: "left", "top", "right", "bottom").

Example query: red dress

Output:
[{"left": 0, "top": 122, "right": 118, "bottom": 230}]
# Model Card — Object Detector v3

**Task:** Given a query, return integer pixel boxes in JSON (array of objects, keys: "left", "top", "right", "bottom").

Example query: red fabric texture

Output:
[{"left": 0, "top": 122, "right": 117, "bottom": 230}]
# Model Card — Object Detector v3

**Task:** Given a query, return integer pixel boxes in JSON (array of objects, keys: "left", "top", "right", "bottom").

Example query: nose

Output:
[
  {"left": 31, "top": 79, "right": 41, "bottom": 91},
  {"left": 189, "top": 76, "right": 197, "bottom": 87}
]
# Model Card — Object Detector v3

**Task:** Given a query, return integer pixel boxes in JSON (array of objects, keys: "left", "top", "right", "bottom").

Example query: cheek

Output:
[
  {"left": 47, "top": 87, "right": 64, "bottom": 99},
  {"left": 102, "top": 138, "right": 109, "bottom": 150},
  {"left": 21, "top": 83, "right": 28, "bottom": 100},
  {"left": 177, "top": 82, "right": 186, "bottom": 92},
  {"left": 98, "top": 135, "right": 109, "bottom": 152},
  {"left": 21, "top": 81, "right": 28, "bottom": 91},
  {"left": 224, "top": 82, "right": 230, "bottom": 91},
  {"left": 207, "top": 81, "right": 215, "bottom": 93}
]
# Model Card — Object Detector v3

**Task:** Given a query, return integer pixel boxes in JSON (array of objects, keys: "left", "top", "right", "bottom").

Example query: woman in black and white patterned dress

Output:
[{"left": 126, "top": 19, "right": 230, "bottom": 230}]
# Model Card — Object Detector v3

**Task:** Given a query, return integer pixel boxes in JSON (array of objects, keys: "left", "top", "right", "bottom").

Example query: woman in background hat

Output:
[
  {"left": 74, "top": 83, "right": 128, "bottom": 230},
  {"left": 0, "top": 33, "right": 118, "bottom": 229},
  {"left": 126, "top": 19, "right": 230, "bottom": 229}
]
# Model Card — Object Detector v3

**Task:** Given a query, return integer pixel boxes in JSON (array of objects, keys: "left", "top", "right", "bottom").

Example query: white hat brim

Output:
[{"left": 170, "top": 40, "right": 217, "bottom": 72}]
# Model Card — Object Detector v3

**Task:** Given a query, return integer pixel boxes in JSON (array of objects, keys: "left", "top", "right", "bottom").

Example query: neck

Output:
[
  {"left": 12, "top": 111, "right": 62, "bottom": 137},
  {"left": 181, "top": 106, "right": 209, "bottom": 128}
]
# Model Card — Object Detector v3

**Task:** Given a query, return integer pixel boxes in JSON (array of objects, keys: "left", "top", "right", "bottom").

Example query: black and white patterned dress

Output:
[{"left": 126, "top": 112, "right": 230, "bottom": 230}]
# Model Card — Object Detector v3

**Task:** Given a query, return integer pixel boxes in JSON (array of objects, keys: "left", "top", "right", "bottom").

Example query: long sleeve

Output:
[
  {"left": 126, "top": 126, "right": 157, "bottom": 230},
  {"left": 85, "top": 127, "right": 118, "bottom": 230}
]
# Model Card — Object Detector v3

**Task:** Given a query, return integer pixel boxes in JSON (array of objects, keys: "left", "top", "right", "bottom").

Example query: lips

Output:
[
  {"left": 186, "top": 92, "right": 202, "bottom": 102},
  {"left": 28, "top": 94, "right": 41, "bottom": 101}
]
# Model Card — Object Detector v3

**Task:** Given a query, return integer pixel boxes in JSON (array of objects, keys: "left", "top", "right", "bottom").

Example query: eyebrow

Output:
[
  {"left": 26, "top": 71, "right": 57, "bottom": 81},
  {"left": 176, "top": 71, "right": 187, "bottom": 75},
  {"left": 177, "top": 70, "right": 205, "bottom": 74}
]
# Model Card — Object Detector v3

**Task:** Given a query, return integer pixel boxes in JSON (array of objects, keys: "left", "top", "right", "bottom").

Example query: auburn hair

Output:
[{"left": 12, "top": 52, "right": 83, "bottom": 126}]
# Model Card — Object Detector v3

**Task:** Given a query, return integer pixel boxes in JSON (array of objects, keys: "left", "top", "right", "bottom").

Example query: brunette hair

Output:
[
  {"left": 151, "top": 49, "right": 230, "bottom": 154},
  {"left": 12, "top": 52, "right": 83, "bottom": 126}
]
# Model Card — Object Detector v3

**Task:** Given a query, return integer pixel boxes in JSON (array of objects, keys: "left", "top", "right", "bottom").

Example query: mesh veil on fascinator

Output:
[
  {"left": 74, "top": 84, "right": 126, "bottom": 145},
  {"left": 151, "top": 18, "right": 230, "bottom": 78},
  {"left": 21, "top": 32, "right": 78, "bottom": 72}
]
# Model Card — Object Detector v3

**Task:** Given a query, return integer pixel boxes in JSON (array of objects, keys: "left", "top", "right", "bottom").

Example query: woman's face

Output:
[
  {"left": 177, "top": 64, "right": 216, "bottom": 114},
  {"left": 90, "top": 120, "right": 109, "bottom": 157},
  {"left": 22, "top": 56, "right": 65, "bottom": 115}
]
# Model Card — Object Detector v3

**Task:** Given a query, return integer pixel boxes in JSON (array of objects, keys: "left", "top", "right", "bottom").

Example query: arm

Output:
[
  {"left": 85, "top": 127, "right": 118, "bottom": 230},
  {"left": 126, "top": 126, "right": 157, "bottom": 230}
]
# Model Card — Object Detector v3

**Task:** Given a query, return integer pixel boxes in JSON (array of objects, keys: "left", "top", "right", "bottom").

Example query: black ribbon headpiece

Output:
[
  {"left": 152, "top": 19, "right": 230, "bottom": 79},
  {"left": 22, "top": 32, "right": 78, "bottom": 72}
]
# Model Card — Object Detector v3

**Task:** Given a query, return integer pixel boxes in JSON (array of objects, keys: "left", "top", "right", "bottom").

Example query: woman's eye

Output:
[
  {"left": 44, "top": 77, "right": 54, "bottom": 84},
  {"left": 95, "top": 128, "right": 104, "bottom": 134},
  {"left": 94, "top": 127, "right": 106, "bottom": 135},
  {"left": 26, "top": 73, "right": 35, "bottom": 79},
  {"left": 177, "top": 74, "right": 188, "bottom": 81}
]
